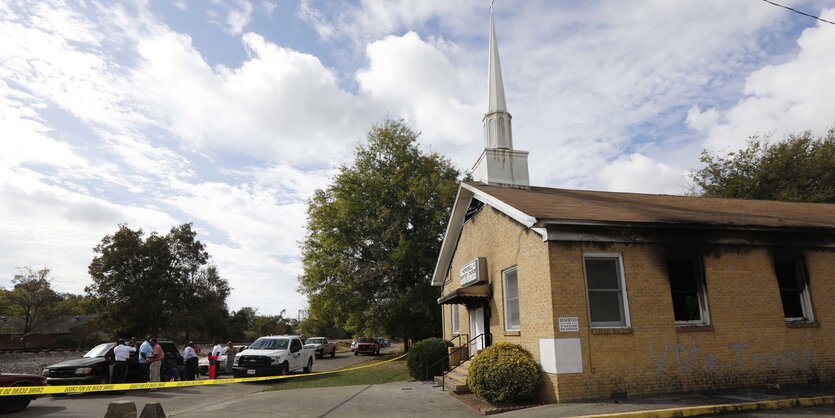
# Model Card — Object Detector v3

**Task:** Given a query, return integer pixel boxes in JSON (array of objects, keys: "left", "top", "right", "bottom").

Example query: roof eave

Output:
[{"left": 431, "top": 182, "right": 539, "bottom": 286}]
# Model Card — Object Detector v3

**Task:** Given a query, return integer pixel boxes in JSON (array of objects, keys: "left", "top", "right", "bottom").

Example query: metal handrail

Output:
[
  {"left": 431, "top": 333, "right": 486, "bottom": 392},
  {"left": 423, "top": 334, "right": 467, "bottom": 385}
]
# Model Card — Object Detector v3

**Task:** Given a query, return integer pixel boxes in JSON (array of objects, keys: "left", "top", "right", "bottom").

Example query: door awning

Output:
[{"left": 437, "top": 284, "right": 492, "bottom": 305}]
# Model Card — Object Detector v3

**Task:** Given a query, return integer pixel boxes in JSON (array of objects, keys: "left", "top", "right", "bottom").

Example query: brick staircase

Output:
[{"left": 434, "top": 358, "right": 472, "bottom": 394}]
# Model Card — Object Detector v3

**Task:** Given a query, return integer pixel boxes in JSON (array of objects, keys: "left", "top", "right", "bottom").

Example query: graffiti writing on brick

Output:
[{"left": 646, "top": 339, "right": 811, "bottom": 373}]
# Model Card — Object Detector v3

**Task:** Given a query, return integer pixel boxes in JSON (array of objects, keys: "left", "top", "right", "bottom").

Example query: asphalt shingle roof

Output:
[{"left": 467, "top": 182, "right": 835, "bottom": 230}]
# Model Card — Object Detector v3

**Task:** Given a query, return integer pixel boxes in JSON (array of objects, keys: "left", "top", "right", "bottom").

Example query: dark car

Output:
[
  {"left": 43, "top": 341, "right": 180, "bottom": 385},
  {"left": 0, "top": 373, "right": 46, "bottom": 413},
  {"left": 351, "top": 337, "right": 380, "bottom": 356}
]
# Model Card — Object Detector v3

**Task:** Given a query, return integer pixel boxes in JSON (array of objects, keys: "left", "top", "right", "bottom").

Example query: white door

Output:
[{"left": 469, "top": 305, "right": 485, "bottom": 357}]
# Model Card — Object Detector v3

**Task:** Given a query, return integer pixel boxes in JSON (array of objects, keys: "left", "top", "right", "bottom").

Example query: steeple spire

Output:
[
  {"left": 472, "top": 5, "right": 530, "bottom": 188},
  {"left": 482, "top": 9, "right": 512, "bottom": 150},
  {"left": 487, "top": 12, "right": 507, "bottom": 114}
]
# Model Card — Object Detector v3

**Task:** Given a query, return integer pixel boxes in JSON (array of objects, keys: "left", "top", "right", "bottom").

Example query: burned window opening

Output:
[
  {"left": 773, "top": 255, "right": 813, "bottom": 321},
  {"left": 464, "top": 198, "right": 485, "bottom": 223},
  {"left": 666, "top": 256, "right": 708, "bottom": 325}
]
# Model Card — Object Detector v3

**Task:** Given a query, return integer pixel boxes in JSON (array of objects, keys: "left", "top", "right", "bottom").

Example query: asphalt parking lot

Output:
[{"left": 16, "top": 346, "right": 402, "bottom": 417}]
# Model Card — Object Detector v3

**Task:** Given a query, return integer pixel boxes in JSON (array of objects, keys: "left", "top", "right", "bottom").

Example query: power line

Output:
[{"left": 759, "top": 0, "right": 835, "bottom": 26}]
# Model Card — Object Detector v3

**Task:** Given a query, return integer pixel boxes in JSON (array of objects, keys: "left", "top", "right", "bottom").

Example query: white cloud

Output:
[
  {"left": 357, "top": 32, "right": 480, "bottom": 150},
  {"left": 599, "top": 153, "right": 688, "bottom": 195},
  {"left": 297, "top": 0, "right": 336, "bottom": 40},
  {"left": 128, "top": 30, "right": 370, "bottom": 166},
  {"left": 690, "top": 7, "right": 835, "bottom": 151},
  {"left": 261, "top": 1, "right": 277, "bottom": 18},
  {"left": 225, "top": 0, "right": 254, "bottom": 35}
]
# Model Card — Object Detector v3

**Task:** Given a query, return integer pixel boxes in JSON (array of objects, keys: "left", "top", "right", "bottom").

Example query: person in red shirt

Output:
[{"left": 147, "top": 338, "right": 165, "bottom": 382}]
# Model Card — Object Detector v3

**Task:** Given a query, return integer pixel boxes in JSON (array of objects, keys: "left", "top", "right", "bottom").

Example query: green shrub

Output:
[
  {"left": 467, "top": 342, "right": 540, "bottom": 403},
  {"left": 406, "top": 338, "right": 453, "bottom": 381}
]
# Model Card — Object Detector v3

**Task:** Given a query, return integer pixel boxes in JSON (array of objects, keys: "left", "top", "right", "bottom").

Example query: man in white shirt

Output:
[
  {"left": 112, "top": 338, "right": 136, "bottom": 384},
  {"left": 183, "top": 342, "right": 198, "bottom": 380}
]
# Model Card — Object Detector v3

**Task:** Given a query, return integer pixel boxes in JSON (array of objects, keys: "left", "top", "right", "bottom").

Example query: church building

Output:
[{"left": 432, "top": 11, "right": 835, "bottom": 403}]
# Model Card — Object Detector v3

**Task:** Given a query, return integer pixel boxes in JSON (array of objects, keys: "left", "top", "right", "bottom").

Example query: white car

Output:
[
  {"left": 232, "top": 335, "right": 315, "bottom": 377},
  {"left": 198, "top": 345, "right": 247, "bottom": 375},
  {"left": 304, "top": 337, "right": 336, "bottom": 359}
]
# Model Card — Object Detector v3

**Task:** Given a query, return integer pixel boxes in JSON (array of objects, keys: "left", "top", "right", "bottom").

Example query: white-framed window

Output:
[
  {"left": 667, "top": 255, "right": 710, "bottom": 326},
  {"left": 451, "top": 304, "right": 460, "bottom": 334},
  {"left": 502, "top": 267, "right": 520, "bottom": 331},
  {"left": 583, "top": 253, "right": 630, "bottom": 328},
  {"left": 773, "top": 255, "right": 814, "bottom": 322}
]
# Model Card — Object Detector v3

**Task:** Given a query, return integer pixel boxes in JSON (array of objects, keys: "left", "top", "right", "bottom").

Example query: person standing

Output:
[
  {"left": 225, "top": 341, "right": 237, "bottom": 376},
  {"left": 147, "top": 338, "right": 165, "bottom": 383},
  {"left": 112, "top": 338, "right": 136, "bottom": 384},
  {"left": 138, "top": 336, "right": 153, "bottom": 382},
  {"left": 211, "top": 340, "right": 223, "bottom": 376},
  {"left": 183, "top": 342, "right": 198, "bottom": 380}
]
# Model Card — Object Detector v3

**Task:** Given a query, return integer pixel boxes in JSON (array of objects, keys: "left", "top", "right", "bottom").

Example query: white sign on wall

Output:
[
  {"left": 460, "top": 258, "right": 486, "bottom": 287},
  {"left": 539, "top": 338, "right": 583, "bottom": 374},
  {"left": 558, "top": 317, "right": 579, "bottom": 333}
]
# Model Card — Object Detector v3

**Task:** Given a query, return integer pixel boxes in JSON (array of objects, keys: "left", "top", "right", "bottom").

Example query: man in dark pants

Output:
[
  {"left": 112, "top": 338, "right": 136, "bottom": 384},
  {"left": 183, "top": 341, "right": 199, "bottom": 380}
]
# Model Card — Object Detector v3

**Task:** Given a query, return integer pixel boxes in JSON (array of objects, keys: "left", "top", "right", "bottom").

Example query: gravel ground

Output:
[{"left": 1, "top": 350, "right": 87, "bottom": 375}]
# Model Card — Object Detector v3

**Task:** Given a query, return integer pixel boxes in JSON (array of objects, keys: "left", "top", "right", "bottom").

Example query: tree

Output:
[
  {"left": 299, "top": 119, "right": 461, "bottom": 349},
  {"left": 690, "top": 129, "right": 835, "bottom": 203},
  {"left": 248, "top": 310, "right": 298, "bottom": 340},
  {"left": 86, "top": 223, "right": 230, "bottom": 338},
  {"left": 4, "top": 267, "right": 61, "bottom": 342}
]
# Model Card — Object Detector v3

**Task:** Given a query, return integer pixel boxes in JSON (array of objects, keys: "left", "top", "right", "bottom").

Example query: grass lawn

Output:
[{"left": 267, "top": 358, "right": 410, "bottom": 391}]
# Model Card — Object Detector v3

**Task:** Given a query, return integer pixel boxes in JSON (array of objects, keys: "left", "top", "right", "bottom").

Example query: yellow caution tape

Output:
[{"left": 0, "top": 353, "right": 408, "bottom": 397}]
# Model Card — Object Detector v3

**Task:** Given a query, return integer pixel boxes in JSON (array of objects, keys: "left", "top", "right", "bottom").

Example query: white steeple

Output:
[{"left": 473, "top": 7, "right": 529, "bottom": 188}]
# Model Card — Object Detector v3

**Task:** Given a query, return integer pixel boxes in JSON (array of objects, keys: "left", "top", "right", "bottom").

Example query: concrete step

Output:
[
  {"left": 433, "top": 374, "right": 470, "bottom": 394},
  {"left": 449, "top": 368, "right": 468, "bottom": 381}
]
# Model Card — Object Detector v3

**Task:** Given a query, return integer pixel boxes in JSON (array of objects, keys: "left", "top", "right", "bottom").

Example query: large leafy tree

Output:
[
  {"left": 299, "top": 119, "right": 460, "bottom": 348},
  {"left": 3, "top": 267, "right": 62, "bottom": 342},
  {"left": 86, "top": 223, "right": 230, "bottom": 338},
  {"left": 690, "top": 129, "right": 835, "bottom": 203}
]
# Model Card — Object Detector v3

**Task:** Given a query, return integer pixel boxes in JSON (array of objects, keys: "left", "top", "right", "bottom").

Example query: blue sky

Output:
[{"left": 2, "top": 0, "right": 834, "bottom": 316}]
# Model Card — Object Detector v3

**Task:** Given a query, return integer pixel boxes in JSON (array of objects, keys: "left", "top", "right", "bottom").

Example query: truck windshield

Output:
[
  {"left": 84, "top": 343, "right": 114, "bottom": 358},
  {"left": 306, "top": 338, "right": 323, "bottom": 344},
  {"left": 249, "top": 338, "right": 289, "bottom": 350}
]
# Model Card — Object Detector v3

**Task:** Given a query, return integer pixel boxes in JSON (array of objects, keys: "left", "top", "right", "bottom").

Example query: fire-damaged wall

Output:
[{"left": 549, "top": 241, "right": 835, "bottom": 402}]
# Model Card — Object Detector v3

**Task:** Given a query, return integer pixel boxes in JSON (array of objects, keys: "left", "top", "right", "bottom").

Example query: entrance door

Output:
[{"left": 469, "top": 305, "right": 485, "bottom": 357}]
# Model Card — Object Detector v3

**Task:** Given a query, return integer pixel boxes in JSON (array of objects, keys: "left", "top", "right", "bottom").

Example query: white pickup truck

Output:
[{"left": 231, "top": 335, "right": 315, "bottom": 378}]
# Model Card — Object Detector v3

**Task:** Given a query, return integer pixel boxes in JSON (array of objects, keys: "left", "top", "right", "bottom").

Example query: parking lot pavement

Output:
[
  {"left": 17, "top": 348, "right": 394, "bottom": 417},
  {"left": 173, "top": 380, "right": 481, "bottom": 418}
]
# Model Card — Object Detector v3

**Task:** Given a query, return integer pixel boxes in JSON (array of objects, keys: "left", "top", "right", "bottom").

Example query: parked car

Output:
[
  {"left": 351, "top": 337, "right": 380, "bottom": 356},
  {"left": 232, "top": 335, "right": 315, "bottom": 377},
  {"left": 375, "top": 337, "right": 390, "bottom": 348},
  {"left": 304, "top": 337, "right": 336, "bottom": 359},
  {"left": 0, "top": 373, "right": 46, "bottom": 413},
  {"left": 42, "top": 340, "right": 180, "bottom": 385},
  {"left": 198, "top": 345, "right": 247, "bottom": 375}
]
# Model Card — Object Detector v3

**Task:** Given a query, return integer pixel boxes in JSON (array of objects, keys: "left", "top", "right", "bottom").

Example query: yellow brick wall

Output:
[
  {"left": 440, "top": 205, "right": 558, "bottom": 400},
  {"left": 552, "top": 244, "right": 835, "bottom": 402},
  {"left": 438, "top": 203, "right": 835, "bottom": 403}
]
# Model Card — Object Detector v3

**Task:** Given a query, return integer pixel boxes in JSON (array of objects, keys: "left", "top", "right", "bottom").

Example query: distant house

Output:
[
  {"left": 433, "top": 12, "right": 835, "bottom": 403},
  {"left": 0, "top": 315, "right": 102, "bottom": 349}
]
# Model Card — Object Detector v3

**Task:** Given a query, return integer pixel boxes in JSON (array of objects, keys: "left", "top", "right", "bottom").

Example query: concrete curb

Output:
[{"left": 573, "top": 394, "right": 835, "bottom": 418}]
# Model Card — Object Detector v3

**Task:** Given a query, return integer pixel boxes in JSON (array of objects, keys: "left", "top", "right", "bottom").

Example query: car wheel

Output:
[
  {"left": 354, "top": 351, "right": 358, "bottom": 356},
  {"left": 0, "top": 383, "right": 33, "bottom": 413},
  {"left": 303, "top": 358, "right": 313, "bottom": 374},
  {"left": 279, "top": 362, "right": 289, "bottom": 376},
  {"left": 330, "top": 348, "right": 336, "bottom": 358}
]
